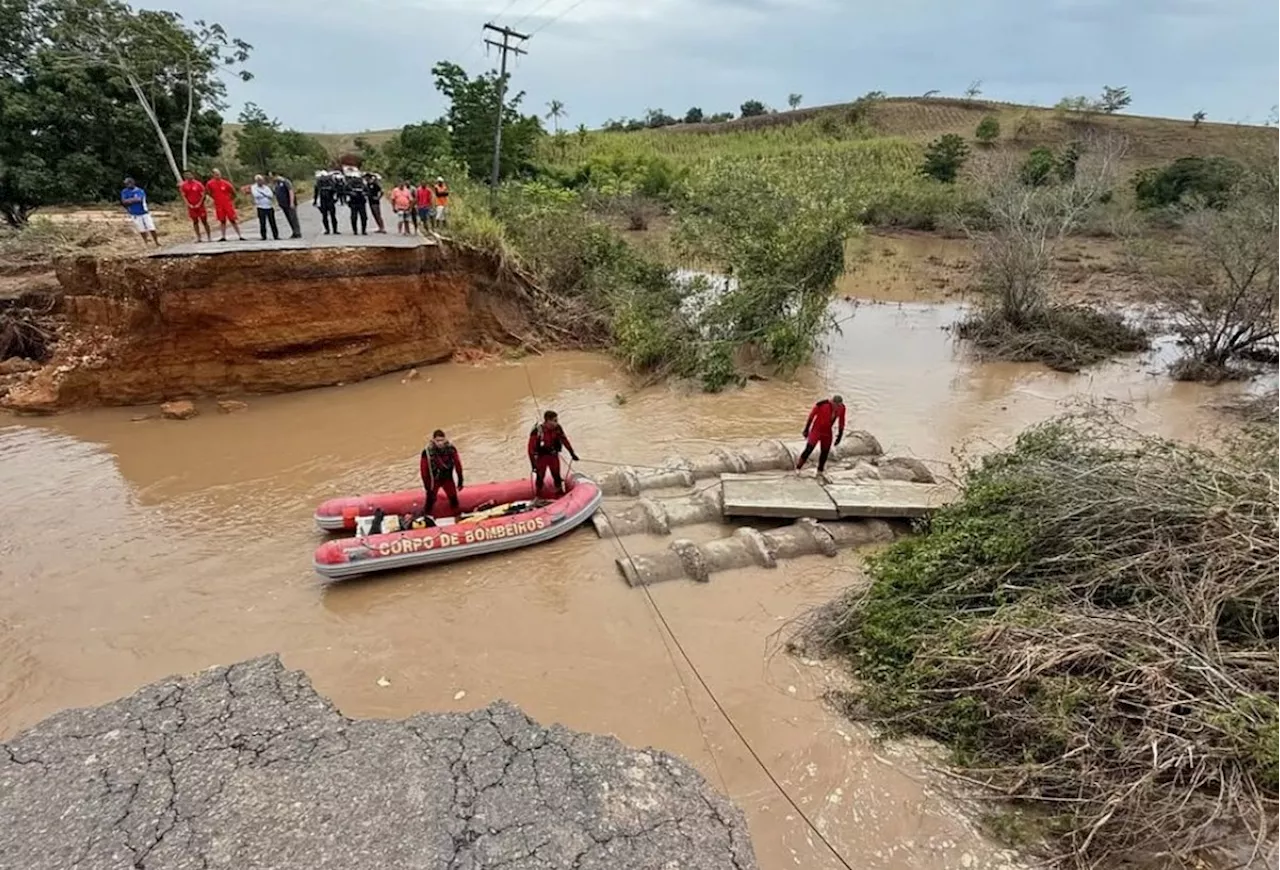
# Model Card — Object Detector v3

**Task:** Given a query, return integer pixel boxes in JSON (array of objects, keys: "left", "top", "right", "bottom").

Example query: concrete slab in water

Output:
[
  {"left": 825, "top": 479, "right": 958, "bottom": 519},
  {"left": 720, "top": 473, "right": 839, "bottom": 520}
]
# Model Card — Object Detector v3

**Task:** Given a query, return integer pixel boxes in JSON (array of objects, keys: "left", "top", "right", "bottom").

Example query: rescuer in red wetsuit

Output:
[
  {"left": 420, "top": 429, "right": 464, "bottom": 516},
  {"left": 796, "top": 395, "right": 846, "bottom": 473},
  {"left": 527, "top": 410, "right": 579, "bottom": 497}
]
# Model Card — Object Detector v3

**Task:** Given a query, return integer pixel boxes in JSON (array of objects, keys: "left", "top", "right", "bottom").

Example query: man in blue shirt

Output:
[{"left": 120, "top": 178, "right": 159, "bottom": 246}]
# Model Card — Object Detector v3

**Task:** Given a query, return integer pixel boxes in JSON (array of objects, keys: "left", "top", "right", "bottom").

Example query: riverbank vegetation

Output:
[{"left": 803, "top": 413, "right": 1278, "bottom": 868}]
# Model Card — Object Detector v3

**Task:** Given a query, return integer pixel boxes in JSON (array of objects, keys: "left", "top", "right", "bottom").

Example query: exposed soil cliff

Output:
[{"left": 2, "top": 244, "right": 534, "bottom": 412}]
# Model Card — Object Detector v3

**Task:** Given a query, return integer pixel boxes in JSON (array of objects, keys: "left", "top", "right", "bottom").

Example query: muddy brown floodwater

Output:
[{"left": 0, "top": 288, "right": 1264, "bottom": 869}]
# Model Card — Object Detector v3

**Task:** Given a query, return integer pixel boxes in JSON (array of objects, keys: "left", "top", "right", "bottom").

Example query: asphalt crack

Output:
[{"left": 0, "top": 655, "right": 758, "bottom": 870}]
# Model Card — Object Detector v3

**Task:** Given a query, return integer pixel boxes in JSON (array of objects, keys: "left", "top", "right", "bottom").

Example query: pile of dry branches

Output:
[
  {"left": 812, "top": 414, "right": 1278, "bottom": 868},
  {"left": 0, "top": 296, "right": 58, "bottom": 361}
]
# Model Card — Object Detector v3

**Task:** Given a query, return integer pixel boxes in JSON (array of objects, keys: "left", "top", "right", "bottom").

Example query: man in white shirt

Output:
[{"left": 250, "top": 175, "right": 279, "bottom": 241}]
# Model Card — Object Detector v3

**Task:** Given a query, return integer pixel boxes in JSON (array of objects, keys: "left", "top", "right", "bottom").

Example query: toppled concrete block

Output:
[
  {"left": 160, "top": 399, "right": 198, "bottom": 420},
  {"left": 0, "top": 655, "right": 758, "bottom": 870}
]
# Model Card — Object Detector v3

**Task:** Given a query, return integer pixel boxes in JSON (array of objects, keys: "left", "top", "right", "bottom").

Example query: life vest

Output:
[
  {"left": 424, "top": 441, "right": 457, "bottom": 476},
  {"left": 531, "top": 423, "right": 563, "bottom": 455},
  {"left": 433, "top": 182, "right": 450, "bottom": 203}
]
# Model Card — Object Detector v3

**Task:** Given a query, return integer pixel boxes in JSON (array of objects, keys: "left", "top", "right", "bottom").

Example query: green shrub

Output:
[
  {"left": 809, "top": 414, "right": 1279, "bottom": 868},
  {"left": 1132, "top": 156, "right": 1245, "bottom": 210},
  {"left": 974, "top": 115, "right": 1000, "bottom": 145},
  {"left": 919, "top": 134, "right": 969, "bottom": 183},
  {"left": 1018, "top": 147, "right": 1056, "bottom": 186}
]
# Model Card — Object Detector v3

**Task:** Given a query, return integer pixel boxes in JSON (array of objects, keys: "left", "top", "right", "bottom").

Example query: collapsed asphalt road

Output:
[{"left": 0, "top": 656, "right": 758, "bottom": 870}]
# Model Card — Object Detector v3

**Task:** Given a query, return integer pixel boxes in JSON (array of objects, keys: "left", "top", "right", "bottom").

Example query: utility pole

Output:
[{"left": 483, "top": 22, "right": 528, "bottom": 210}]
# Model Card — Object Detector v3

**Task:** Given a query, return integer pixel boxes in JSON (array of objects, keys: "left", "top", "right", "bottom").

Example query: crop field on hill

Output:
[{"left": 541, "top": 97, "right": 1276, "bottom": 174}]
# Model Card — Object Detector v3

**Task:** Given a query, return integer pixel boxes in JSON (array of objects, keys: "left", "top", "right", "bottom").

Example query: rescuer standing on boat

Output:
[
  {"left": 528, "top": 410, "right": 579, "bottom": 497},
  {"left": 421, "top": 429, "right": 464, "bottom": 517},
  {"left": 796, "top": 395, "right": 845, "bottom": 474}
]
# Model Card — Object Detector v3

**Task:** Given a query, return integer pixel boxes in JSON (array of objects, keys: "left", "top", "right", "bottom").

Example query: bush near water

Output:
[{"left": 808, "top": 414, "right": 1279, "bottom": 868}]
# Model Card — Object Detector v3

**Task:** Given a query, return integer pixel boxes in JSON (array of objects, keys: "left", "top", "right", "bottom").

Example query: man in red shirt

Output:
[
  {"left": 205, "top": 168, "right": 244, "bottom": 242},
  {"left": 527, "top": 410, "right": 579, "bottom": 497},
  {"left": 420, "top": 429, "right": 464, "bottom": 517},
  {"left": 796, "top": 395, "right": 846, "bottom": 473},
  {"left": 415, "top": 180, "right": 434, "bottom": 233},
  {"left": 179, "top": 171, "right": 212, "bottom": 242}
]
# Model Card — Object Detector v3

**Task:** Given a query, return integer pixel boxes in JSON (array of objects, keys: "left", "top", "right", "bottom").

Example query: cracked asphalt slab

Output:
[{"left": 0, "top": 655, "right": 758, "bottom": 870}]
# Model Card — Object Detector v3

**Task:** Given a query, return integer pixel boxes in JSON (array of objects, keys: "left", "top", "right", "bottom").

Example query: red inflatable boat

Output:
[{"left": 313, "top": 475, "right": 602, "bottom": 580}]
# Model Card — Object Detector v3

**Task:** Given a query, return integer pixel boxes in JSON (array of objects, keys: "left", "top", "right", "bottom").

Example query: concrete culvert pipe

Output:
[
  {"left": 591, "top": 486, "right": 725, "bottom": 538},
  {"left": 616, "top": 517, "right": 894, "bottom": 586},
  {"left": 591, "top": 433, "right": 882, "bottom": 497}
]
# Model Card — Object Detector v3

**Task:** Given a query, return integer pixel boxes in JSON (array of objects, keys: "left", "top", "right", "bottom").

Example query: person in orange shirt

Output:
[
  {"left": 179, "top": 171, "right": 212, "bottom": 242},
  {"left": 432, "top": 176, "right": 450, "bottom": 225},
  {"left": 205, "top": 169, "right": 245, "bottom": 242}
]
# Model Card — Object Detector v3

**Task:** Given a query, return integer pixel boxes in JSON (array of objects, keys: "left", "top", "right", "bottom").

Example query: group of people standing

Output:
[
  {"left": 388, "top": 178, "right": 451, "bottom": 236},
  {"left": 169, "top": 169, "right": 301, "bottom": 243},
  {"left": 122, "top": 171, "right": 244, "bottom": 246},
  {"left": 120, "top": 168, "right": 451, "bottom": 245}
]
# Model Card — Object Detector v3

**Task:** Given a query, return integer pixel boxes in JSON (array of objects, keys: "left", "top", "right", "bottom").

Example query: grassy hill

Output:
[
  {"left": 557, "top": 96, "right": 1277, "bottom": 172},
  {"left": 218, "top": 96, "right": 1276, "bottom": 172}
]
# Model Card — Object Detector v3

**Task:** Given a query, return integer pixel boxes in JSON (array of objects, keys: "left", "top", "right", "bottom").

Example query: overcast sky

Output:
[{"left": 149, "top": 0, "right": 1278, "bottom": 133}]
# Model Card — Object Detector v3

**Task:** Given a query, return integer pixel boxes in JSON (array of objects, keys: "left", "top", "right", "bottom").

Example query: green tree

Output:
[
  {"left": 919, "top": 134, "right": 969, "bottom": 183},
  {"left": 739, "top": 99, "right": 766, "bottom": 118},
  {"left": 787, "top": 93, "right": 802, "bottom": 110},
  {"left": 49, "top": 0, "right": 251, "bottom": 182},
  {"left": 683, "top": 106, "right": 703, "bottom": 124},
  {"left": 643, "top": 108, "right": 675, "bottom": 128},
  {"left": 230, "top": 104, "right": 325, "bottom": 177},
  {"left": 0, "top": 0, "right": 226, "bottom": 224},
  {"left": 382, "top": 121, "right": 451, "bottom": 182},
  {"left": 974, "top": 115, "right": 1000, "bottom": 145},
  {"left": 545, "top": 98, "right": 566, "bottom": 133},
  {"left": 430, "top": 60, "right": 541, "bottom": 181},
  {"left": 1192, "top": 110, "right": 1207, "bottom": 127},
  {"left": 234, "top": 103, "right": 278, "bottom": 174},
  {"left": 1098, "top": 85, "right": 1131, "bottom": 114}
]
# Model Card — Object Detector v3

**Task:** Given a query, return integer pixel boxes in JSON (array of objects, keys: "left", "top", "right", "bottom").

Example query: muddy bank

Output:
[
  {"left": 0, "top": 654, "right": 757, "bottom": 870},
  {"left": 3, "top": 244, "right": 532, "bottom": 412}
]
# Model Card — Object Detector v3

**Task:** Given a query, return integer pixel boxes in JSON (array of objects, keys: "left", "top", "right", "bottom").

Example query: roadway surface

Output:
[{"left": 153, "top": 196, "right": 437, "bottom": 257}]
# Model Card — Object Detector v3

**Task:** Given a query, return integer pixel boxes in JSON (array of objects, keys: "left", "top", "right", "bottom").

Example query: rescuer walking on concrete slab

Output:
[
  {"left": 528, "top": 410, "right": 579, "bottom": 497},
  {"left": 796, "top": 395, "right": 845, "bottom": 473},
  {"left": 421, "top": 430, "right": 463, "bottom": 517}
]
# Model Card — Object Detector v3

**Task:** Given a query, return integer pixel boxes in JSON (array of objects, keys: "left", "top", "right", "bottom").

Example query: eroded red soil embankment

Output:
[{"left": 2, "top": 245, "right": 532, "bottom": 412}]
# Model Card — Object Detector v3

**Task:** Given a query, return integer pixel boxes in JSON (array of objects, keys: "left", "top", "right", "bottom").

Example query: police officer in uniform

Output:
[{"left": 313, "top": 171, "right": 341, "bottom": 235}]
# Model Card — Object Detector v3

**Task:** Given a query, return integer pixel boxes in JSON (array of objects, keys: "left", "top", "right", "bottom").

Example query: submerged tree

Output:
[
  {"left": 967, "top": 132, "right": 1127, "bottom": 325},
  {"left": 1159, "top": 165, "right": 1279, "bottom": 379}
]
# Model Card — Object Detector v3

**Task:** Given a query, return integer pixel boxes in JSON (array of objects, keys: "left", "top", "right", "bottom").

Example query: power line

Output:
[
  {"left": 510, "top": 0, "right": 558, "bottom": 29},
  {"left": 528, "top": 0, "right": 590, "bottom": 36},
  {"left": 489, "top": 0, "right": 526, "bottom": 23}
]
